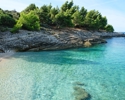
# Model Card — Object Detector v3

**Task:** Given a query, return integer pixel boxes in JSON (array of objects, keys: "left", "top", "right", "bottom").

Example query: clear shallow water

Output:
[{"left": 0, "top": 37, "right": 125, "bottom": 100}]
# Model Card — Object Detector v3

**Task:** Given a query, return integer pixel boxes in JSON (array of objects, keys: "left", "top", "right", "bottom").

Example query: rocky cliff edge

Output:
[{"left": 0, "top": 28, "right": 125, "bottom": 52}]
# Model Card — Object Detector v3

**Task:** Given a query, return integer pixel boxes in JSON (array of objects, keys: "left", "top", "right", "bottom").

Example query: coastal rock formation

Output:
[
  {"left": 0, "top": 49, "right": 4, "bottom": 53},
  {"left": 0, "top": 28, "right": 125, "bottom": 52}
]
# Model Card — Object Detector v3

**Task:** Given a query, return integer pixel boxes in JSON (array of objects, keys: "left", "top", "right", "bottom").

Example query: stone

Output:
[
  {"left": 0, "top": 28, "right": 124, "bottom": 52},
  {"left": 0, "top": 47, "right": 5, "bottom": 53},
  {"left": 0, "top": 49, "right": 4, "bottom": 53},
  {"left": 73, "top": 86, "right": 91, "bottom": 100},
  {"left": 84, "top": 41, "right": 91, "bottom": 47}
]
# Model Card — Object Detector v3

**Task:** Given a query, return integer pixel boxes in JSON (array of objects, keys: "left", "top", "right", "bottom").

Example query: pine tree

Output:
[{"left": 105, "top": 24, "right": 114, "bottom": 32}]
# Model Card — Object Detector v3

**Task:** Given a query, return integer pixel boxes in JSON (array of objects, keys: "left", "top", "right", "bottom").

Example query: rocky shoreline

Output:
[{"left": 0, "top": 28, "right": 125, "bottom": 52}]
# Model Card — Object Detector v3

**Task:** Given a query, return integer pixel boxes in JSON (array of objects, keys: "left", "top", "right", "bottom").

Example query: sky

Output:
[{"left": 0, "top": 0, "right": 125, "bottom": 32}]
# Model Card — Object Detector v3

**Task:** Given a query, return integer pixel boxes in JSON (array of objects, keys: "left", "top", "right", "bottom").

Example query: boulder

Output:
[{"left": 73, "top": 86, "right": 91, "bottom": 100}]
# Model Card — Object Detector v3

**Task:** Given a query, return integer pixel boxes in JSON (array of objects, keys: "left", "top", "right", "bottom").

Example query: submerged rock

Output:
[
  {"left": 73, "top": 82, "right": 85, "bottom": 86},
  {"left": 73, "top": 86, "right": 91, "bottom": 100}
]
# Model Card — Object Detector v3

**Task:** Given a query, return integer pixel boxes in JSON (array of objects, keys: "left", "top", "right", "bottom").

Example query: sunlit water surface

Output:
[{"left": 0, "top": 37, "right": 125, "bottom": 100}]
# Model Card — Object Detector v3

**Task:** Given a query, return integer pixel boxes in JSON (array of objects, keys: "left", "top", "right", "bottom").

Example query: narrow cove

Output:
[{"left": 0, "top": 37, "right": 125, "bottom": 100}]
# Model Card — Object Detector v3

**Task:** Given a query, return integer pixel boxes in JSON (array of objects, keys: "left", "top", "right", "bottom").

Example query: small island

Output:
[{"left": 0, "top": 1, "right": 125, "bottom": 52}]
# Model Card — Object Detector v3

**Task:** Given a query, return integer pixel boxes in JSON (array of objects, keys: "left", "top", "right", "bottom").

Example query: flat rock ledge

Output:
[{"left": 0, "top": 28, "right": 125, "bottom": 52}]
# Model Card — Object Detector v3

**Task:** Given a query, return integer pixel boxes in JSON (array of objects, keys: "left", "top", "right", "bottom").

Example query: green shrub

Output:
[
  {"left": 10, "top": 23, "right": 22, "bottom": 33},
  {"left": 0, "top": 9, "right": 16, "bottom": 28},
  {"left": 21, "top": 11, "right": 40, "bottom": 31},
  {"left": 10, "top": 26, "right": 19, "bottom": 33},
  {"left": 11, "top": 11, "right": 40, "bottom": 32},
  {"left": 105, "top": 24, "right": 114, "bottom": 32}
]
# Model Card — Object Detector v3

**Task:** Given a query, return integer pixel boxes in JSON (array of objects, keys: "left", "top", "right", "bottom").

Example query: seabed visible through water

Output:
[{"left": 0, "top": 37, "right": 125, "bottom": 100}]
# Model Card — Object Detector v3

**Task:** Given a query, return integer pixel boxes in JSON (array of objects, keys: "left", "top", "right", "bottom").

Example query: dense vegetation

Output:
[
  {"left": 0, "top": 1, "right": 114, "bottom": 33},
  {"left": 0, "top": 8, "right": 19, "bottom": 31}
]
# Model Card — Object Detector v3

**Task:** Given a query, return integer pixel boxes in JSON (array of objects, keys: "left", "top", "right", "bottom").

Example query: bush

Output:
[
  {"left": 105, "top": 24, "right": 114, "bottom": 32},
  {"left": 21, "top": 11, "right": 40, "bottom": 31},
  {"left": 10, "top": 23, "right": 22, "bottom": 33},
  {"left": 0, "top": 14, "right": 16, "bottom": 27},
  {"left": 11, "top": 11, "right": 40, "bottom": 33}
]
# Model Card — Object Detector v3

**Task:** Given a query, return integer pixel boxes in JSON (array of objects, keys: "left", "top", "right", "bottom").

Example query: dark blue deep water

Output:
[{"left": 0, "top": 37, "right": 125, "bottom": 100}]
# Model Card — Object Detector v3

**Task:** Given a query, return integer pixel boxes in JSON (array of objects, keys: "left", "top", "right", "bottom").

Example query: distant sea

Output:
[{"left": 0, "top": 37, "right": 125, "bottom": 100}]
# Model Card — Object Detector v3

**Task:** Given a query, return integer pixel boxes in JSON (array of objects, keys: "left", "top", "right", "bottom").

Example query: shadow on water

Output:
[
  {"left": 12, "top": 48, "right": 102, "bottom": 65},
  {"left": 71, "top": 47, "right": 105, "bottom": 52}
]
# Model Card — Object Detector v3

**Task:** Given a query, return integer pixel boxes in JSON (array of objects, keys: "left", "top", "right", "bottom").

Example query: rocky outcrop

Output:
[
  {"left": 0, "top": 49, "right": 4, "bottom": 53},
  {"left": 0, "top": 28, "right": 125, "bottom": 52}
]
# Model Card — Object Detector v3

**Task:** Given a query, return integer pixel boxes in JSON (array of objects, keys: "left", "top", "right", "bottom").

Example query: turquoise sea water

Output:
[{"left": 0, "top": 37, "right": 125, "bottom": 100}]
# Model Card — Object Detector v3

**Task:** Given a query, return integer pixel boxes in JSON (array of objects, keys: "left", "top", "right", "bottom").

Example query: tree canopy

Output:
[
  {"left": 0, "top": 1, "right": 115, "bottom": 32},
  {"left": 11, "top": 11, "right": 40, "bottom": 33},
  {"left": 0, "top": 9, "right": 16, "bottom": 27}
]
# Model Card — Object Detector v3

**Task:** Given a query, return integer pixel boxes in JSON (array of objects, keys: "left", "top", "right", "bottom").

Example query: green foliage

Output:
[
  {"left": 39, "top": 4, "right": 52, "bottom": 25},
  {"left": 61, "top": 0, "right": 73, "bottom": 12},
  {"left": 79, "top": 7, "right": 87, "bottom": 27},
  {"left": 50, "top": 7, "right": 59, "bottom": 25},
  {"left": 53, "top": 0, "right": 77, "bottom": 28},
  {"left": 98, "top": 16, "right": 107, "bottom": 29},
  {"left": 72, "top": 11, "right": 82, "bottom": 27},
  {"left": 69, "top": 5, "right": 79, "bottom": 15},
  {"left": 71, "top": 6, "right": 87, "bottom": 27},
  {"left": 10, "top": 23, "right": 22, "bottom": 33},
  {"left": 11, "top": 11, "right": 40, "bottom": 33},
  {"left": 84, "top": 10, "right": 106, "bottom": 30},
  {"left": 0, "top": 9, "right": 16, "bottom": 27},
  {"left": 105, "top": 24, "right": 114, "bottom": 32},
  {"left": 21, "top": 11, "right": 40, "bottom": 31},
  {"left": 0, "top": 1, "right": 115, "bottom": 32},
  {"left": 0, "top": 14, "right": 16, "bottom": 27},
  {"left": 54, "top": 10, "right": 73, "bottom": 28},
  {"left": 22, "top": 4, "right": 37, "bottom": 13},
  {"left": 80, "top": 7, "right": 87, "bottom": 20},
  {"left": 4, "top": 10, "right": 20, "bottom": 20}
]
